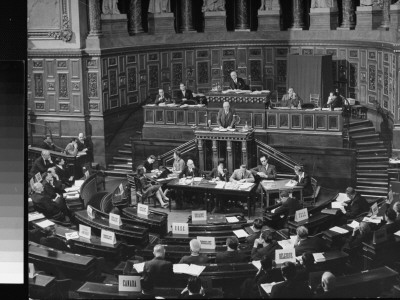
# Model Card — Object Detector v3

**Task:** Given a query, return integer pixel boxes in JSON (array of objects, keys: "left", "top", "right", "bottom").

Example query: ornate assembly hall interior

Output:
[{"left": 26, "top": 0, "right": 400, "bottom": 298}]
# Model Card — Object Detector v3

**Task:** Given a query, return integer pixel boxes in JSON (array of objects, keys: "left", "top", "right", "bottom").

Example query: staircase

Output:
[
  {"left": 349, "top": 120, "right": 389, "bottom": 201},
  {"left": 105, "top": 142, "right": 133, "bottom": 177}
]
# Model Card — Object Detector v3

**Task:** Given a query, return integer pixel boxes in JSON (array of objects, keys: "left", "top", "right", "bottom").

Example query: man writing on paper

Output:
[
  {"left": 179, "top": 239, "right": 209, "bottom": 265},
  {"left": 230, "top": 164, "right": 255, "bottom": 183},
  {"left": 294, "top": 226, "right": 327, "bottom": 256},
  {"left": 217, "top": 101, "right": 237, "bottom": 129},
  {"left": 143, "top": 244, "right": 174, "bottom": 286},
  {"left": 291, "top": 165, "right": 313, "bottom": 197},
  {"left": 342, "top": 187, "right": 369, "bottom": 220},
  {"left": 251, "top": 155, "right": 277, "bottom": 198},
  {"left": 229, "top": 71, "right": 249, "bottom": 90}
]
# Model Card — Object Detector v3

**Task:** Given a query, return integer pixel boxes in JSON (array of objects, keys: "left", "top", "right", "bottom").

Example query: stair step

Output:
[
  {"left": 108, "top": 164, "right": 132, "bottom": 170},
  {"left": 118, "top": 149, "right": 132, "bottom": 155},
  {"left": 356, "top": 165, "right": 388, "bottom": 171},
  {"left": 356, "top": 172, "right": 388, "bottom": 178},
  {"left": 355, "top": 188, "right": 387, "bottom": 196},
  {"left": 349, "top": 127, "right": 376, "bottom": 135},
  {"left": 357, "top": 156, "right": 388, "bottom": 162},
  {"left": 356, "top": 178, "right": 388, "bottom": 184},
  {"left": 104, "top": 170, "right": 132, "bottom": 178},
  {"left": 123, "top": 143, "right": 131, "bottom": 148},
  {"left": 364, "top": 195, "right": 387, "bottom": 202},
  {"left": 351, "top": 133, "right": 380, "bottom": 140},
  {"left": 348, "top": 120, "right": 372, "bottom": 128},
  {"left": 113, "top": 156, "right": 133, "bottom": 162},
  {"left": 356, "top": 185, "right": 388, "bottom": 191},
  {"left": 355, "top": 141, "right": 384, "bottom": 147},
  {"left": 357, "top": 148, "right": 387, "bottom": 156}
]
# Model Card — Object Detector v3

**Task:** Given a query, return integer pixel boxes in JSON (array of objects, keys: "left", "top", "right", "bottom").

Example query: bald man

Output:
[
  {"left": 30, "top": 150, "right": 55, "bottom": 178},
  {"left": 143, "top": 244, "right": 174, "bottom": 286},
  {"left": 179, "top": 159, "right": 202, "bottom": 178},
  {"left": 179, "top": 239, "right": 209, "bottom": 265},
  {"left": 316, "top": 271, "right": 338, "bottom": 298},
  {"left": 217, "top": 101, "right": 237, "bottom": 129},
  {"left": 229, "top": 71, "right": 248, "bottom": 90}
]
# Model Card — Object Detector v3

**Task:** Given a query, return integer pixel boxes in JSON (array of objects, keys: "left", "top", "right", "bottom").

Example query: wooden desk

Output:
[
  {"left": 74, "top": 210, "right": 149, "bottom": 246},
  {"left": 167, "top": 178, "right": 257, "bottom": 218},
  {"left": 29, "top": 274, "right": 56, "bottom": 299},
  {"left": 260, "top": 179, "right": 303, "bottom": 208},
  {"left": 362, "top": 235, "right": 400, "bottom": 270},
  {"left": 287, "top": 211, "right": 340, "bottom": 236},
  {"left": 122, "top": 206, "right": 168, "bottom": 237},
  {"left": 206, "top": 92, "right": 270, "bottom": 109}
]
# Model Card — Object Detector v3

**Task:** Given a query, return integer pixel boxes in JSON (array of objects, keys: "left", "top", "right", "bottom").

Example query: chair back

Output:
[
  {"left": 133, "top": 175, "right": 143, "bottom": 196},
  {"left": 100, "top": 192, "right": 114, "bottom": 213},
  {"left": 310, "top": 94, "right": 320, "bottom": 108},
  {"left": 80, "top": 173, "right": 98, "bottom": 207}
]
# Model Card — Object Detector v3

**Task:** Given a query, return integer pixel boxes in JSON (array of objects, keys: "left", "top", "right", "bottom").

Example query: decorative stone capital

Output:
[{"left": 48, "top": 14, "right": 73, "bottom": 42}]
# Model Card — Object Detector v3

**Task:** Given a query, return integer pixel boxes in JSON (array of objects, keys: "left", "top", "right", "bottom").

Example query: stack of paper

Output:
[
  {"left": 65, "top": 186, "right": 80, "bottom": 193},
  {"left": 133, "top": 262, "right": 145, "bottom": 273},
  {"left": 36, "top": 219, "right": 55, "bottom": 229},
  {"left": 362, "top": 216, "right": 382, "bottom": 224},
  {"left": 215, "top": 182, "right": 226, "bottom": 189},
  {"left": 251, "top": 260, "right": 261, "bottom": 270},
  {"left": 394, "top": 230, "right": 400, "bottom": 237},
  {"left": 193, "top": 177, "right": 203, "bottom": 182},
  {"left": 260, "top": 282, "right": 283, "bottom": 294},
  {"left": 313, "top": 253, "right": 325, "bottom": 263},
  {"left": 239, "top": 182, "right": 253, "bottom": 190},
  {"left": 347, "top": 220, "right": 360, "bottom": 229},
  {"left": 277, "top": 239, "right": 294, "bottom": 249},
  {"left": 28, "top": 212, "right": 45, "bottom": 222},
  {"left": 65, "top": 193, "right": 80, "bottom": 200},
  {"left": 336, "top": 193, "right": 350, "bottom": 202},
  {"left": 173, "top": 264, "right": 206, "bottom": 276},
  {"left": 285, "top": 180, "right": 297, "bottom": 187},
  {"left": 233, "top": 229, "right": 249, "bottom": 238},
  {"left": 74, "top": 180, "right": 85, "bottom": 188},
  {"left": 226, "top": 216, "right": 239, "bottom": 223},
  {"left": 329, "top": 226, "right": 349, "bottom": 234}
]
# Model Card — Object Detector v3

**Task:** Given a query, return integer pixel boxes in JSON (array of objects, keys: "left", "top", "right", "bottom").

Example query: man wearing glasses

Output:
[{"left": 251, "top": 155, "right": 277, "bottom": 206}]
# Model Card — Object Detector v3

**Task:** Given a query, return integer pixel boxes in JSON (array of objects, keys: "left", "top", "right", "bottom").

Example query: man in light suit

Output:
[
  {"left": 217, "top": 101, "right": 237, "bottom": 129},
  {"left": 281, "top": 87, "right": 302, "bottom": 109},
  {"left": 154, "top": 88, "right": 171, "bottom": 105},
  {"left": 251, "top": 155, "right": 277, "bottom": 194},
  {"left": 230, "top": 164, "right": 255, "bottom": 183},
  {"left": 229, "top": 71, "right": 249, "bottom": 90},
  {"left": 175, "top": 83, "right": 195, "bottom": 104}
]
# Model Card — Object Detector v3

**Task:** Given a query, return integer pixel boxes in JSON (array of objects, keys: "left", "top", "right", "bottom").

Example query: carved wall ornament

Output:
[
  {"left": 48, "top": 14, "right": 73, "bottom": 42},
  {"left": 58, "top": 73, "right": 68, "bottom": 98},
  {"left": 33, "top": 61, "right": 43, "bottom": 68}
]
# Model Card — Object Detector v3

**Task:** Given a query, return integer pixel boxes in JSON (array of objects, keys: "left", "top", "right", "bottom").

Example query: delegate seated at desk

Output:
[
  {"left": 230, "top": 164, "right": 255, "bottom": 183},
  {"left": 229, "top": 71, "right": 249, "bottom": 90},
  {"left": 179, "top": 159, "right": 202, "bottom": 178},
  {"left": 281, "top": 87, "right": 302, "bottom": 109},
  {"left": 175, "top": 83, "right": 195, "bottom": 105},
  {"left": 251, "top": 155, "right": 276, "bottom": 194},
  {"left": 291, "top": 166, "right": 313, "bottom": 197},
  {"left": 154, "top": 88, "right": 172, "bottom": 105},
  {"left": 326, "top": 91, "right": 342, "bottom": 109},
  {"left": 217, "top": 101, "right": 236, "bottom": 129}
]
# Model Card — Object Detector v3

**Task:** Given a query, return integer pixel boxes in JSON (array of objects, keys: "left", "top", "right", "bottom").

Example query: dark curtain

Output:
[{"left": 287, "top": 54, "right": 333, "bottom": 106}]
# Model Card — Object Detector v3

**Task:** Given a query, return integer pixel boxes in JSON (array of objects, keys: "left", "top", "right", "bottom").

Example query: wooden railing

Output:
[{"left": 157, "top": 138, "right": 197, "bottom": 167}]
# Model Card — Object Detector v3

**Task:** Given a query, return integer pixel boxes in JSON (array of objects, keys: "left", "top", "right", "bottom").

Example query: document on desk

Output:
[
  {"left": 277, "top": 239, "right": 294, "bottom": 249},
  {"left": 239, "top": 182, "right": 253, "bottom": 190},
  {"left": 36, "top": 219, "right": 55, "bottom": 229},
  {"left": 252, "top": 260, "right": 261, "bottom": 270},
  {"left": 74, "top": 180, "right": 85, "bottom": 188},
  {"left": 173, "top": 264, "right": 206, "bottom": 276},
  {"left": 65, "top": 186, "right": 80, "bottom": 193},
  {"left": 260, "top": 281, "right": 283, "bottom": 294},
  {"left": 133, "top": 262, "right": 145, "bottom": 273},
  {"left": 347, "top": 220, "right": 360, "bottom": 229},
  {"left": 394, "top": 230, "right": 400, "bottom": 237},
  {"left": 226, "top": 216, "right": 239, "bottom": 223},
  {"left": 28, "top": 212, "right": 45, "bottom": 222},
  {"left": 329, "top": 226, "right": 349, "bottom": 234},
  {"left": 313, "top": 253, "right": 326, "bottom": 262},
  {"left": 193, "top": 177, "right": 203, "bottom": 182},
  {"left": 362, "top": 216, "right": 382, "bottom": 224},
  {"left": 285, "top": 180, "right": 297, "bottom": 187},
  {"left": 336, "top": 193, "right": 350, "bottom": 202},
  {"left": 233, "top": 229, "right": 249, "bottom": 238},
  {"left": 215, "top": 182, "right": 226, "bottom": 189}
]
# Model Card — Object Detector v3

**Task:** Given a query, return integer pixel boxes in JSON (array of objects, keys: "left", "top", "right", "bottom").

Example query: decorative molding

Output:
[
  {"left": 59, "top": 103, "right": 70, "bottom": 111},
  {"left": 88, "top": 73, "right": 98, "bottom": 98},
  {"left": 48, "top": 14, "right": 73, "bottom": 42},
  {"left": 109, "top": 69, "right": 118, "bottom": 96},
  {"left": 58, "top": 73, "right": 68, "bottom": 98},
  {"left": 148, "top": 53, "right": 159, "bottom": 61},
  {"left": 57, "top": 60, "right": 67, "bottom": 68},
  {"left": 34, "top": 74, "right": 44, "bottom": 98},
  {"left": 35, "top": 102, "right": 45, "bottom": 110},
  {"left": 89, "top": 102, "right": 100, "bottom": 111},
  {"left": 197, "top": 50, "right": 209, "bottom": 58},
  {"left": 127, "top": 67, "right": 137, "bottom": 92},
  {"left": 172, "top": 63, "right": 183, "bottom": 85},
  {"left": 197, "top": 61, "right": 209, "bottom": 84},
  {"left": 33, "top": 60, "right": 43, "bottom": 68},
  {"left": 47, "top": 82, "right": 55, "bottom": 91},
  {"left": 149, "top": 65, "right": 159, "bottom": 89},
  {"left": 127, "top": 55, "right": 136, "bottom": 64}
]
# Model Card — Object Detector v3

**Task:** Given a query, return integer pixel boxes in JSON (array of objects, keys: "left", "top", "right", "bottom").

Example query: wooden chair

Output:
[
  {"left": 132, "top": 175, "right": 158, "bottom": 208},
  {"left": 310, "top": 94, "right": 320, "bottom": 108},
  {"left": 302, "top": 178, "right": 320, "bottom": 208}
]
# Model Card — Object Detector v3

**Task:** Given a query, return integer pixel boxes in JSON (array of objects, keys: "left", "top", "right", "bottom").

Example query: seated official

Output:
[
  {"left": 39, "top": 226, "right": 70, "bottom": 252},
  {"left": 143, "top": 154, "right": 156, "bottom": 173},
  {"left": 295, "top": 252, "right": 316, "bottom": 283},
  {"left": 215, "top": 236, "right": 248, "bottom": 263},
  {"left": 229, "top": 71, "right": 249, "bottom": 90},
  {"left": 179, "top": 276, "right": 206, "bottom": 299},
  {"left": 251, "top": 155, "right": 277, "bottom": 195},
  {"left": 241, "top": 256, "right": 274, "bottom": 299},
  {"left": 41, "top": 135, "right": 60, "bottom": 152},
  {"left": 137, "top": 165, "right": 169, "bottom": 208},
  {"left": 394, "top": 201, "right": 400, "bottom": 221},
  {"left": 209, "top": 161, "right": 229, "bottom": 182},
  {"left": 230, "top": 164, "right": 255, "bottom": 183},
  {"left": 292, "top": 165, "right": 313, "bottom": 197},
  {"left": 30, "top": 150, "right": 55, "bottom": 179},
  {"left": 343, "top": 221, "right": 372, "bottom": 250},
  {"left": 41, "top": 170, "right": 64, "bottom": 199},
  {"left": 175, "top": 83, "right": 195, "bottom": 105},
  {"left": 154, "top": 88, "right": 172, "bottom": 105},
  {"left": 381, "top": 208, "right": 400, "bottom": 235},
  {"left": 294, "top": 226, "right": 327, "bottom": 256},
  {"left": 314, "top": 272, "right": 339, "bottom": 299},
  {"left": 179, "top": 159, "right": 202, "bottom": 178},
  {"left": 139, "top": 275, "right": 158, "bottom": 299},
  {"left": 326, "top": 92, "right": 342, "bottom": 110},
  {"left": 179, "top": 239, "right": 209, "bottom": 265},
  {"left": 54, "top": 157, "right": 74, "bottom": 187},
  {"left": 31, "top": 182, "right": 69, "bottom": 222},
  {"left": 281, "top": 87, "right": 302, "bottom": 109},
  {"left": 217, "top": 101, "right": 237, "bottom": 129},
  {"left": 270, "top": 261, "right": 312, "bottom": 298},
  {"left": 143, "top": 244, "right": 174, "bottom": 286},
  {"left": 64, "top": 138, "right": 79, "bottom": 156},
  {"left": 172, "top": 151, "right": 185, "bottom": 173},
  {"left": 251, "top": 230, "right": 282, "bottom": 261},
  {"left": 342, "top": 187, "right": 370, "bottom": 220},
  {"left": 245, "top": 218, "right": 264, "bottom": 245},
  {"left": 273, "top": 190, "right": 302, "bottom": 216}
]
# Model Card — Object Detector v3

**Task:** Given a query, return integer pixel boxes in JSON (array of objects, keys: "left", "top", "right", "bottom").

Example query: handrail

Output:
[
  {"left": 255, "top": 139, "right": 302, "bottom": 170},
  {"left": 157, "top": 139, "right": 197, "bottom": 167},
  {"left": 158, "top": 139, "right": 196, "bottom": 160}
]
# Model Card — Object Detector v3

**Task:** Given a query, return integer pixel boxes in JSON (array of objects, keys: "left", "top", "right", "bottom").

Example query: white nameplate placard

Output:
[
  {"left": 79, "top": 224, "right": 91, "bottom": 240},
  {"left": 172, "top": 222, "right": 189, "bottom": 235},
  {"left": 137, "top": 203, "right": 149, "bottom": 216},
  {"left": 35, "top": 172, "right": 42, "bottom": 183},
  {"left": 109, "top": 213, "right": 122, "bottom": 227},
  {"left": 101, "top": 229, "right": 116, "bottom": 245},
  {"left": 371, "top": 202, "right": 378, "bottom": 216},
  {"left": 87, "top": 205, "right": 95, "bottom": 219},
  {"left": 294, "top": 208, "right": 309, "bottom": 223},
  {"left": 197, "top": 236, "right": 216, "bottom": 250},
  {"left": 29, "top": 263, "right": 36, "bottom": 279},
  {"left": 118, "top": 275, "right": 141, "bottom": 292},
  {"left": 275, "top": 248, "right": 296, "bottom": 264},
  {"left": 119, "top": 183, "right": 124, "bottom": 194},
  {"left": 192, "top": 210, "right": 207, "bottom": 223},
  {"left": 65, "top": 231, "right": 79, "bottom": 240}
]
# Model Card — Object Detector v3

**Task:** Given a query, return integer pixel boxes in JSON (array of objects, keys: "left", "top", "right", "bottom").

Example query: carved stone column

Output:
[
  {"left": 180, "top": 0, "right": 195, "bottom": 33},
  {"left": 128, "top": 0, "right": 144, "bottom": 35},
  {"left": 290, "top": 0, "right": 304, "bottom": 30},
  {"left": 241, "top": 141, "right": 248, "bottom": 168},
  {"left": 380, "top": 0, "right": 390, "bottom": 29},
  {"left": 198, "top": 139, "right": 205, "bottom": 171},
  {"left": 88, "top": 0, "right": 102, "bottom": 36},
  {"left": 212, "top": 140, "right": 218, "bottom": 169},
  {"left": 235, "top": 0, "right": 250, "bottom": 31},
  {"left": 339, "top": 0, "right": 356, "bottom": 30}
]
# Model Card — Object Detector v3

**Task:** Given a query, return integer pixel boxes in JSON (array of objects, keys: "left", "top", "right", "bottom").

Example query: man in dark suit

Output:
[
  {"left": 30, "top": 150, "right": 55, "bottom": 179},
  {"left": 215, "top": 236, "right": 248, "bottom": 263},
  {"left": 229, "top": 71, "right": 249, "bottom": 90},
  {"left": 294, "top": 226, "right": 327, "bottom": 256},
  {"left": 175, "top": 83, "right": 195, "bottom": 104},
  {"left": 216, "top": 101, "right": 237, "bottom": 129},
  {"left": 292, "top": 165, "right": 313, "bottom": 197},
  {"left": 343, "top": 187, "right": 370, "bottom": 220},
  {"left": 179, "top": 239, "right": 209, "bottom": 265},
  {"left": 179, "top": 159, "right": 202, "bottom": 178},
  {"left": 251, "top": 230, "right": 282, "bottom": 261},
  {"left": 273, "top": 190, "right": 302, "bottom": 216},
  {"left": 77, "top": 132, "right": 93, "bottom": 163},
  {"left": 251, "top": 155, "right": 277, "bottom": 194},
  {"left": 41, "top": 136, "right": 56, "bottom": 151},
  {"left": 154, "top": 88, "right": 172, "bottom": 105},
  {"left": 270, "top": 261, "right": 312, "bottom": 298},
  {"left": 143, "top": 244, "right": 174, "bottom": 286},
  {"left": 245, "top": 218, "right": 264, "bottom": 245},
  {"left": 54, "top": 157, "right": 74, "bottom": 187},
  {"left": 314, "top": 271, "right": 339, "bottom": 298}
]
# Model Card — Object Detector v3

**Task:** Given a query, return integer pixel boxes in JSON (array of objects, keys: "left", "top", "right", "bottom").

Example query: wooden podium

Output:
[{"left": 194, "top": 128, "right": 255, "bottom": 174}]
